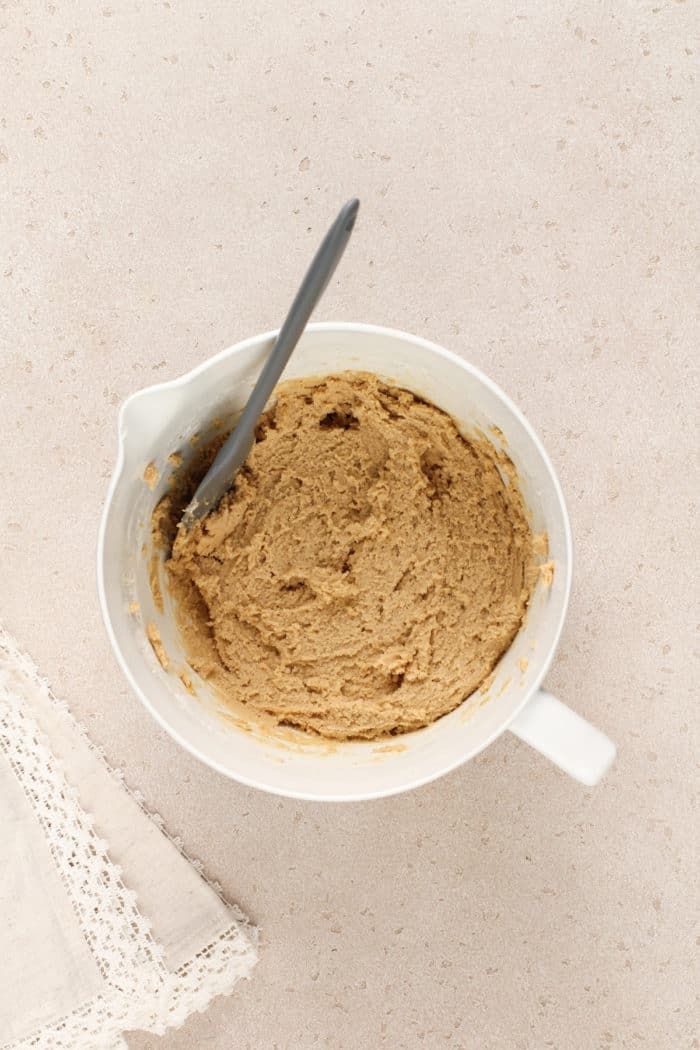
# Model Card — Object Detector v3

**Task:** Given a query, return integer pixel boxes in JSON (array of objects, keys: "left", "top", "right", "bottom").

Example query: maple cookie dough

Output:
[{"left": 160, "top": 372, "right": 535, "bottom": 740}]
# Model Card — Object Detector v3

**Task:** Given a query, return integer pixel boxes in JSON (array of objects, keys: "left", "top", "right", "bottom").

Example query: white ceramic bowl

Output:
[{"left": 98, "top": 323, "right": 615, "bottom": 800}]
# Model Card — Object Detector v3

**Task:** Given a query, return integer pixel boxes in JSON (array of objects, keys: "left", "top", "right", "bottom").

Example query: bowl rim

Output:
[{"left": 97, "top": 321, "right": 573, "bottom": 801}]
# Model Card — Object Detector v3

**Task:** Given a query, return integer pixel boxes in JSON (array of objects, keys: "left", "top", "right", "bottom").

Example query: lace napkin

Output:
[{"left": 0, "top": 628, "right": 258, "bottom": 1050}]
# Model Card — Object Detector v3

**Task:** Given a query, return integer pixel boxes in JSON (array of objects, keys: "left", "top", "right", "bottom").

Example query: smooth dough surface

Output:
[{"left": 165, "top": 373, "right": 535, "bottom": 739}]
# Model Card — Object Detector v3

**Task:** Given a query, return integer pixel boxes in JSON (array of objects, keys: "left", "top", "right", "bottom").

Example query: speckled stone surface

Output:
[{"left": 1, "top": 3, "right": 697, "bottom": 1048}]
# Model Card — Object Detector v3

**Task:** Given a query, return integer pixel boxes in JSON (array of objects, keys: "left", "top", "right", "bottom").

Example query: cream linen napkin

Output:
[{"left": 0, "top": 628, "right": 258, "bottom": 1049}]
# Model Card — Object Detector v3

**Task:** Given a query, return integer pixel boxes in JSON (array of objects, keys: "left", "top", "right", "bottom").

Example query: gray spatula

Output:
[{"left": 180, "top": 198, "right": 360, "bottom": 530}]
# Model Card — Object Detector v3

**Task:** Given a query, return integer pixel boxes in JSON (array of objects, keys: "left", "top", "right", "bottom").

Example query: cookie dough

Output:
[{"left": 162, "top": 373, "right": 535, "bottom": 739}]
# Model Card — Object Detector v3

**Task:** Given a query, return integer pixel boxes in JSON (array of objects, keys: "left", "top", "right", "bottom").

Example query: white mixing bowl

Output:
[{"left": 98, "top": 323, "right": 615, "bottom": 800}]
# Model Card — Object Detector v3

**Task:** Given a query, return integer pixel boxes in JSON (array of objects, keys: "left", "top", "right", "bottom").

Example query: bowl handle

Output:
[{"left": 509, "top": 690, "right": 616, "bottom": 786}]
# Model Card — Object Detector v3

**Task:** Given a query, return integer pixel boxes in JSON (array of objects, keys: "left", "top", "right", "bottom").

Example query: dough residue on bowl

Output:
[{"left": 154, "top": 372, "right": 538, "bottom": 740}]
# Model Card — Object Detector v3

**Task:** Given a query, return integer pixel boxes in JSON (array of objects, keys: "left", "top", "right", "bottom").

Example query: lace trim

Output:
[
  {"left": 0, "top": 628, "right": 249, "bottom": 915},
  {"left": 0, "top": 629, "right": 257, "bottom": 1050}
]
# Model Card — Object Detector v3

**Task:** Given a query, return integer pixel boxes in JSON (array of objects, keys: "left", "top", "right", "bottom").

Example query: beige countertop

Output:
[{"left": 1, "top": 3, "right": 697, "bottom": 1048}]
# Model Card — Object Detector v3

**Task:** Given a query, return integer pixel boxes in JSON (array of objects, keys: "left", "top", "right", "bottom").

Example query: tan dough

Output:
[{"left": 163, "top": 373, "right": 535, "bottom": 740}]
